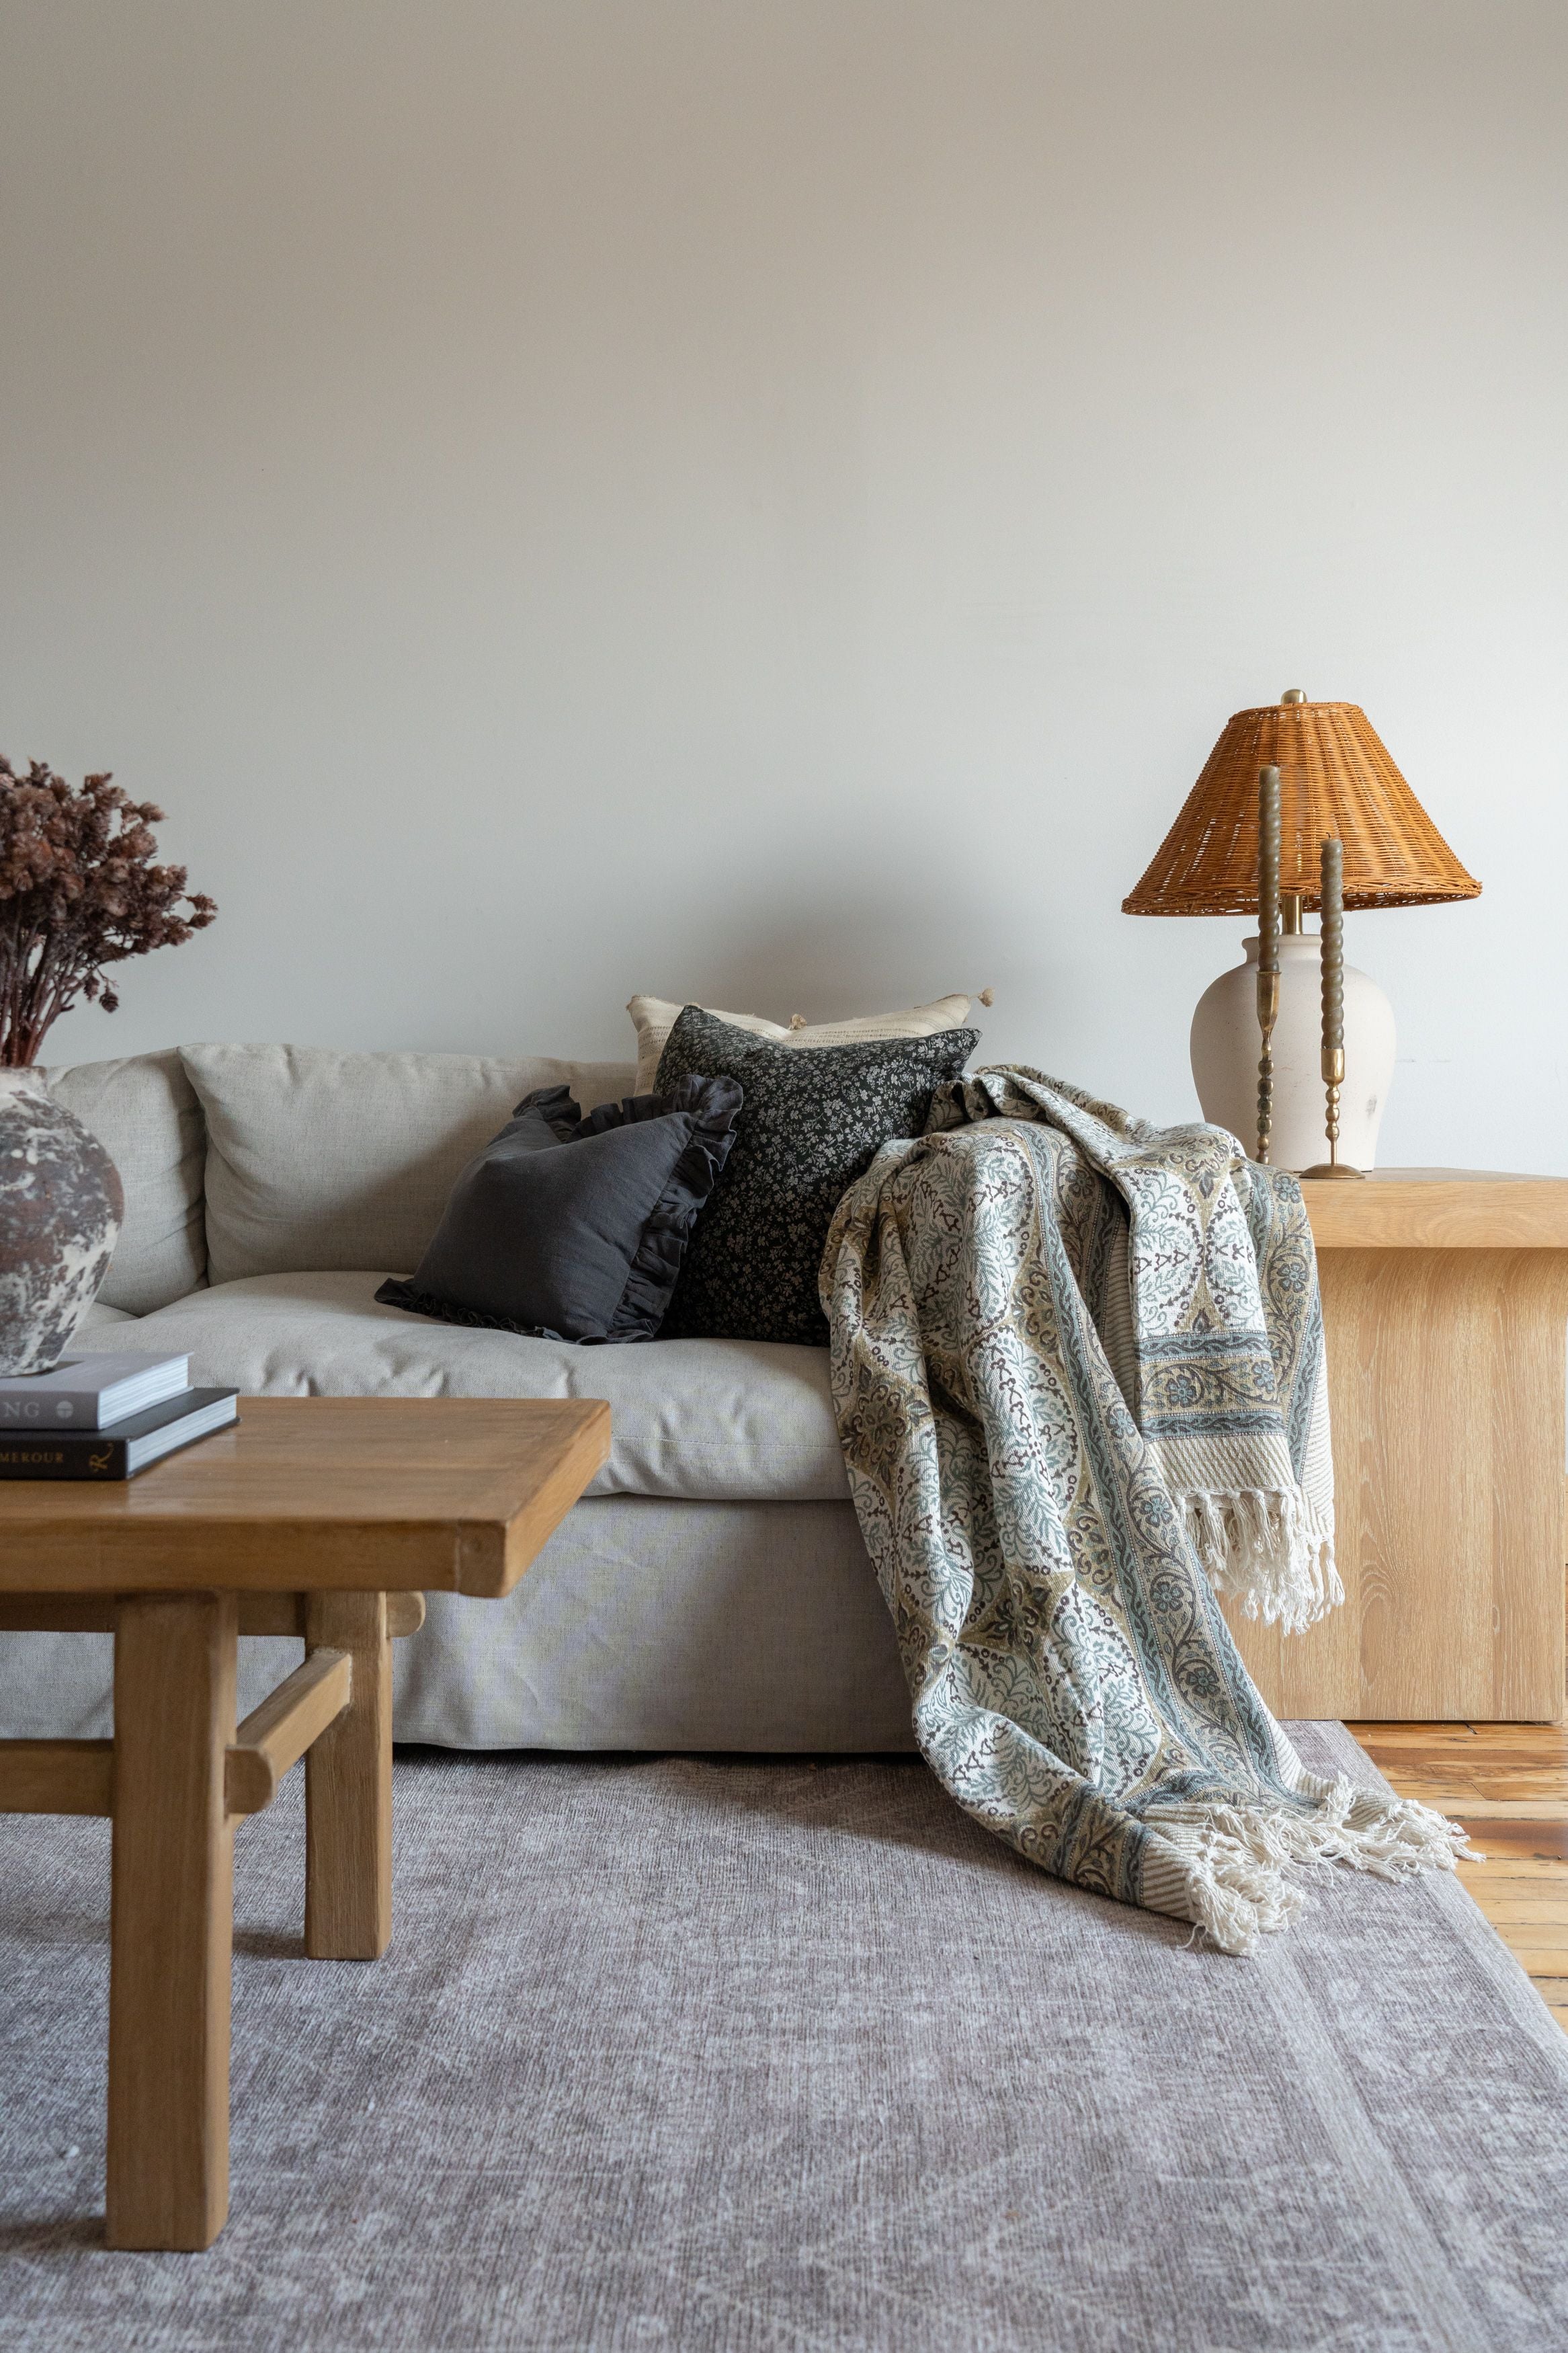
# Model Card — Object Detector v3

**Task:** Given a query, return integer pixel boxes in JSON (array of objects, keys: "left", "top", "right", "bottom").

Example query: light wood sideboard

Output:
[{"left": 1223, "top": 1170, "right": 1568, "bottom": 1725}]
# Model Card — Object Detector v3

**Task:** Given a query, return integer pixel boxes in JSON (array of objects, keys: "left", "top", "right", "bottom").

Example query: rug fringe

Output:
[
  {"left": 1180, "top": 1486, "right": 1342, "bottom": 1636},
  {"left": 1143, "top": 1773, "right": 1474, "bottom": 1957}
]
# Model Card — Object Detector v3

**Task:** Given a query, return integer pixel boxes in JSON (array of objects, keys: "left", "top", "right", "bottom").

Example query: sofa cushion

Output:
[
  {"left": 380, "top": 1077, "right": 743, "bottom": 1343},
  {"left": 43, "top": 1049, "right": 207, "bottom": 1312},
  {"left": 77, "top": 1270, "right": 849, "bottom": 1502},
  {"left": 180, "top": 1043, "right": 636, "bottom": 1285},
  {"left": 76, "top": 1300, "right": 138, "bottom": 1332},
  {"left": 655, "top": 1006, "right": 979, "bottom": 1345},
  {"left": 628, "top": 990, "right": 976, "bottom": 1094}
]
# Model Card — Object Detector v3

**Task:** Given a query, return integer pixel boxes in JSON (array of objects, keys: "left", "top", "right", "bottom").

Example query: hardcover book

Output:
[
  {"left": 0, "top": 1388, "right": 239, "bottom": 1480},
  {"left": 0, "top": 1352, "right": 192, "bottom": 1430}
]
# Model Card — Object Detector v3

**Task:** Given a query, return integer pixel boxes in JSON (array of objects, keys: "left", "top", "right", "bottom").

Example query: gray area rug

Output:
[{"left": 3, "top": 1723, "right": 1567, "bottom": 2352}]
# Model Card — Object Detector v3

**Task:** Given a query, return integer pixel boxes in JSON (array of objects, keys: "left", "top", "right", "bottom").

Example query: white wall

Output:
[{"left": 2, "top": 1, "right": 1564, "bottom": 1165}]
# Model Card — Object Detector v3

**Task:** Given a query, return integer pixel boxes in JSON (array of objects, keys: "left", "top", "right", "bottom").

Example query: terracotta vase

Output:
[{"left": 0, "top": 1068, "right": 124, "bottom": 1374}]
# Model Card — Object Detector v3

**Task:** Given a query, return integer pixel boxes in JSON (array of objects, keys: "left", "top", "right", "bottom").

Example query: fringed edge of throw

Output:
[
  {"left": 1181, "top": 1488, "right": 1342, "bottom": 1636},
  {"left": 1139, "top": 1773, "right": 1477, "bottom": 1958}
]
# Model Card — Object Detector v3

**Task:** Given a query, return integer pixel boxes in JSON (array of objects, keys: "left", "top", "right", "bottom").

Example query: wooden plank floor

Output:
[{"left": 1350, "top": 1721, "right": 1568, "bottom": 2034}]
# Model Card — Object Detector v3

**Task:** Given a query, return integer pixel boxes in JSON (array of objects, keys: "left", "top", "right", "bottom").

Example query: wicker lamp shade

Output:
[{"left": 1122, "top": 700, "right": 1481, "bottom": 916}]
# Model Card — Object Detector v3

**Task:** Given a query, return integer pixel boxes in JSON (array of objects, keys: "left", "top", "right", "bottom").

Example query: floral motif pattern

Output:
[
  {"left": 656, "top": 1007, "right": 978, "bottom": 1345},
  {"left": 823, "top": 1068, "right": 1457, "bottom": 1950}
]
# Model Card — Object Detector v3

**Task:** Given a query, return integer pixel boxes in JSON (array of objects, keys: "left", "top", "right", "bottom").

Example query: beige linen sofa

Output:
[{"left": 0, "top": 1045, "right": 913, "bottom": 1751}]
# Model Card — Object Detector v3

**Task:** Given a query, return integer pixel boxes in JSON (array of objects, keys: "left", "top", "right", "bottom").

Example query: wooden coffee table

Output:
[{"left": 0, "top": 1395, "right": 608, "bottom": 2252}]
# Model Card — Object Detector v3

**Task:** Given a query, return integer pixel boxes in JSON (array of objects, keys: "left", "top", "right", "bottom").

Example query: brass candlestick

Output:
[
  {"left": 1255, "top": 765, "right": 1281, "bottom": 1161},
  {"left": 1301, "top": 834, "right": 1366, "bottom": 1180}
]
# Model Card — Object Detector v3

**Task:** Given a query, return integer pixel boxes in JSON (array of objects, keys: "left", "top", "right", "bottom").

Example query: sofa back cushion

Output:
[
  {"left": 44, "top": 1049, "right": 208, "bottom": 1312},
  {"left": 180, "top": 1043, "right": 638, "bottom": 1283}
]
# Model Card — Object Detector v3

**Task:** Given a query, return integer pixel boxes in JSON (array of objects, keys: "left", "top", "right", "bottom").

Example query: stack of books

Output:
[{"left": 0, "top": 1354, "right": 239, "bottom": 1481}]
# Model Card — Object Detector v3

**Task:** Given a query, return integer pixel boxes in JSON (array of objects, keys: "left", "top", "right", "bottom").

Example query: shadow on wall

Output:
[{"left": 650, "top": 885, "right": 1009, "bottom": 1029}]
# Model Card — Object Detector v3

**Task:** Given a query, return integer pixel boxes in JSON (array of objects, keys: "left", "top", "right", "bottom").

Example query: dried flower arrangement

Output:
[{"left": 0, "top": 757, "right": 216, "bottom": 1066}]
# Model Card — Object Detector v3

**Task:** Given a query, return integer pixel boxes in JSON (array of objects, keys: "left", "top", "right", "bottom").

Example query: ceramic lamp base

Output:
[{"left": 1189, "top": 933, "right": 1396, "bottom": 1173}]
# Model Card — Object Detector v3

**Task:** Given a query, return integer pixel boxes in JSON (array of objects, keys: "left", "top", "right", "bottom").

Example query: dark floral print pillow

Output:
[{"left": 655, "top": 1006, "right": 979, "bottom": 1345}]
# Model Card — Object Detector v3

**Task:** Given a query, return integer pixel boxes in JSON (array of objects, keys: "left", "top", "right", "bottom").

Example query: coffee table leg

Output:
[
  {"left": 107, "top": 1591, "right": 238, "bottom": 2251},
  {"left": 304, "top": 1591, "right": 393, "bottom": 1960}
]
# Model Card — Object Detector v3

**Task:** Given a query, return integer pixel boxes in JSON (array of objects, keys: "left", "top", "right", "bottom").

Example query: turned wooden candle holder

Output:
[{"left": 1300, "top": 834, "right": 1366, "bottom": 1181}]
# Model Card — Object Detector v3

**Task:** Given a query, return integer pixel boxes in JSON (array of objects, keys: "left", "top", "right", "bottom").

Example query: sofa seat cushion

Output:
[
  {"left": 77, "top": 1300, "right": 139, "bottom": 1332},
  {"left": 102, "top": 1271, "right": 849, "bottom": 1503}
]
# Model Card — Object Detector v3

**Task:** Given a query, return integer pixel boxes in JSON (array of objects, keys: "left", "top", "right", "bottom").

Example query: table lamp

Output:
[{"left": 1122, "top": 692, "right": 1481, "bottom": 1172}]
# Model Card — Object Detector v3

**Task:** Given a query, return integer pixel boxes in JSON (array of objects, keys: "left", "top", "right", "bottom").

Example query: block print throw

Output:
[{"left": 823, "top": 1067, "right": 1466, "bottom": 1954}]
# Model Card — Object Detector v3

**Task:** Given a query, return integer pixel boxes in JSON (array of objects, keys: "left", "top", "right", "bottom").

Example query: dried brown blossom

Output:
[{"left": 0, "top": 757, "right": 216, "bottom": 1066}]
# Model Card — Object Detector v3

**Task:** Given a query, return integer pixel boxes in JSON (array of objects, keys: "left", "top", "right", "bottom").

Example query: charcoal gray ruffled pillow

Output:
[
  {"left": 376, "top": 1075, "right": 742, "bottom": 1344},
  {"left": 655, "top": 1006, "right": 979, "bottom": 1346}
]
